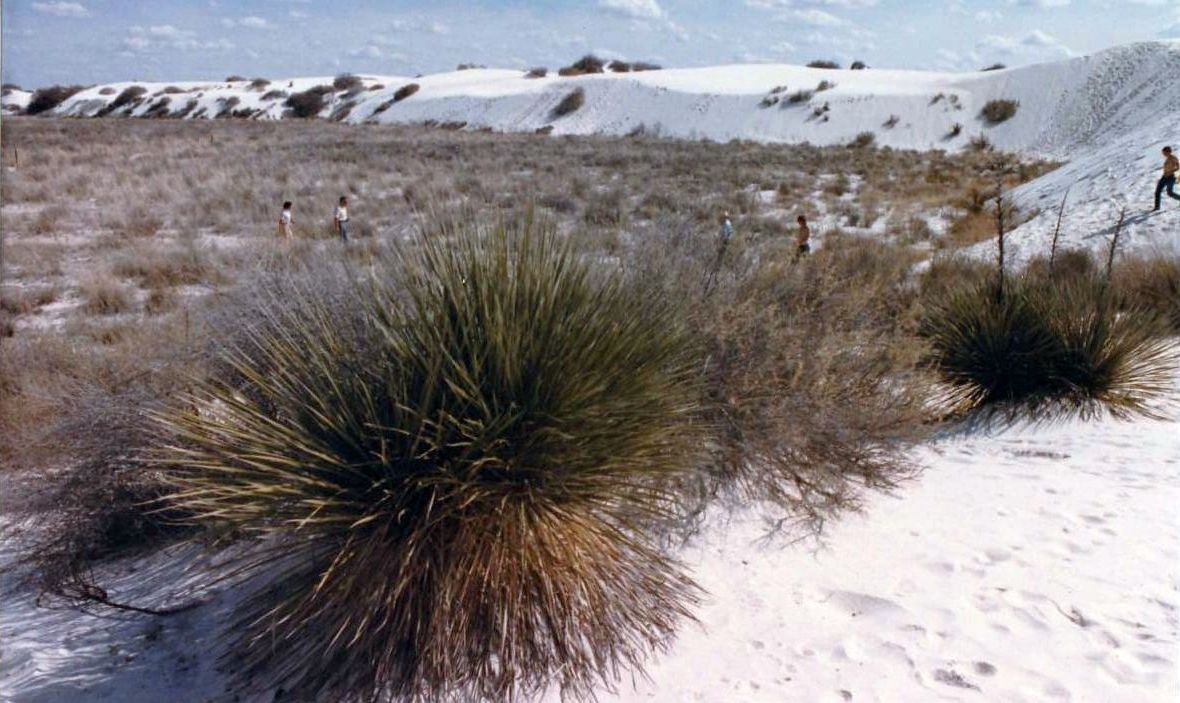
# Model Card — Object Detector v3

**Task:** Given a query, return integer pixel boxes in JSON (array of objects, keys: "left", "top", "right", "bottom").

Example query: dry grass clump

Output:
[
  {"left": 155, "top": 213, "right": 703, "bottom": 701},
  {"left": 552, "top": 87, "right": 586, "bottom": 117},
  {"left": 1112, "top": 252, "right": 1180, "bottom": 332},
  {"left": 0, "top": 284, "right": 60, "bottom": 315},
  {"left": 80, "top": 276, "right": 134, "bottom": 315}
]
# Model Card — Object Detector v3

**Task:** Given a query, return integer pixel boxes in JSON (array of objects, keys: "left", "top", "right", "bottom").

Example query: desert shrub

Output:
[
  {"left": 631, "top": 62, "right": 661, "bottom": 71},
  {"left": 80, "top": 276, "right": 133, "bottom": 315},
  {"left": 849, "top": 131, "right": 876, "bottom": 149},
  {"left": 816, "top": 80, "right": 836, "bottom": 92},
  {"left": 920, "top": 272, "right": 1175, "bottom": 419},
  {"left": 850, "top": 60, "right": 868, "bottom": 70},
  {"left": 26, "top": 85, "right": 85, "bottom": 115},
  {"left": 393, "top": 82, "right": 420, "bottom": 102},
  {"left": 97, "top": 85, "right": 148, "bottom": 117},
  {"left": 225, "top": 75, "right": 247, "bottom": 82},
  {"left": 1113, "top": 253, "right": 1180, "bottom": 332},
  {"left": 980, "top": 99, "right": 1019, "bottom": 125},
  {"left": 1, "top": 82, "right": 21, "bottom": 92},
  {"left": 260, "top": 89, "right": 287, "bottom": 101},
  {"left": 215, "top": 96, "right": 241, "bottom": 118},
  {"left": 609, "top": 61, "right": 632, "bottom": 73},
  {"left": 558, "top": 55, "right": 605, "bottom": 76},
  {"left": 968, "top": 135, "right": 993, "bottom": 152},
  {"left": 947, "top": 122, "right": 963, "bottom": 138},
  {"left": 333, "top": 74, "right": 363, "bottom": 92},
  {"left": 329, "top": 100, "right": 356, "bottom": 121},
  {"left": 248, "top": 78, "right": 271, "bottom": 91},
  {"left": 160, "top": 85, "right": 186, "bottom": 94},
  {"left": 552, "top": 87, "right": 586, "bottom": 118},
  {"left": 285, "top": 85, "right": 332, "bottom": 118},
  {"left": 525, "top": 67, "right": 548, "bottom": 78},
  {"left": 807, "top": 60, "right": 840, "bottom": 69},
  {"left": 787, "top": 89, "right": 813, "bottom": 104},
  {"left": 0, "top": 284, "right": 59, "bottom": 315},
  {"left": 155, "top": 214, "right": 703, "bottom": 702},
  {"left": 144, "top": 97, "right": 172, "bottom": 118},
  {"left": 760, "top": 95, "right": 780, "bottom": 108},
  {"left": 628, "top": 226, "right": 928, "bottom": 534},
  {"left": 582, "top": 187, "right": 625, "bottom": 225},
  {"left": 980, "top": 63, "right": 1006, "bottom": 72},
  {"left": 883, "top": 114, "right": 899, "bottom": 128},
  {"left": 98, "top": 87, "right": 117, "bottom": 95}
]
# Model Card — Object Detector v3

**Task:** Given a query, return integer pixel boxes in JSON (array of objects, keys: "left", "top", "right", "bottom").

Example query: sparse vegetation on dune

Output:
[
  {"left": 552, "top": 87, "right": 586, "bottom": 117},
  {"left": 26, "top": 85, "right": 85, "bottom": 115},
  {"left": 981, "top": 99, "right": 1019, "bottom": 125}
]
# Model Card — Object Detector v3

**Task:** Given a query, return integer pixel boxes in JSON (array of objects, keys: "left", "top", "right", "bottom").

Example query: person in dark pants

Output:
[
  {"left": 1155, "top": 146, "right": 1180, "bottom": 211},
  {"left": 793, "top": 214, "right": 811, "bottom": 262}
]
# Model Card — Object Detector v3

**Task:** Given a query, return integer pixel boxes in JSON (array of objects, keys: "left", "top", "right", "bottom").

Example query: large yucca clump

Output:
[
  {"left": 920, "top": 274, "right": 1175, "bottom": 419},
  {"left": 157, "top": 215, "right": 703, "bottom": 702}
]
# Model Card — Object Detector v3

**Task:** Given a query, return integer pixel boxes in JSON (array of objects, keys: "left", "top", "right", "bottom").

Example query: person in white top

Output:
[
  {"left": 334, "top": 196, "right": 349, "bottom": 242},
  {"left": 278, "top": 201, "right": 293, "bottom": 240}
]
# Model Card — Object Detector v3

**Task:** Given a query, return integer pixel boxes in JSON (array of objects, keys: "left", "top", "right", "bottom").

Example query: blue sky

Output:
[{"left": 4, "top": 0, "right": 1179, "bottom": 87}]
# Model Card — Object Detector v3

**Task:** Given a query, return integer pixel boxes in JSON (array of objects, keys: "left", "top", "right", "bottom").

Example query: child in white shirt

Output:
[
  {"left": 278, "top": 201, "right": 293, "bottom": 239},
  {"left": 334, "top": 196, "right": 349, "bottom": 242}
]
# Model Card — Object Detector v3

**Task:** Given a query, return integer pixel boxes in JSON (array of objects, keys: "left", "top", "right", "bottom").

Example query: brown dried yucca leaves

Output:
[{"left": 156, "top": 212, "right": 704, "bottom": 702}]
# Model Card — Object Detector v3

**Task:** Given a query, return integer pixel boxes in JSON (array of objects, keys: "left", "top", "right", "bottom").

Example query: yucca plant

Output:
[
  {"left": 156, "top": 213, "right": 704, "bottom": 702},
  {"left": 921, "top": 273, "right": 1175, "bottom": 420}
]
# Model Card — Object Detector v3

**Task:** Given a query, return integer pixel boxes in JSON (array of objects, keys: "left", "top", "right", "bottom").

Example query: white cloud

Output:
[
  {"left": 978, "top": 29, "right": 1073, "bottom": 58},
  {"left": 598, "top": 0, "right": 665, "bottom": 20},
  {"left": 223, "top": 16, "right": 271, "bottom": 29},
  {"left": 31, "top": 2, "right": 89, "bottom": 17},
  {"left": 1007, "top": 0, "right": 1071, "bottom": 7},
  {"left": 791, "top": 9, "right": 849, "bottom": 27}
]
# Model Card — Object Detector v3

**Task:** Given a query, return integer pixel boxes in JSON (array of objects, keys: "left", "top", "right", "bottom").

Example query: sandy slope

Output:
[{"left": 3, "top": 395, "right": 1177, "bottom": 702}]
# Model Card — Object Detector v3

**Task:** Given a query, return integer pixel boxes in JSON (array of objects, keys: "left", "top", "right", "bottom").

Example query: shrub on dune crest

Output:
[{"left": 156, "top": 214, "right": 704, "bottom": 702}]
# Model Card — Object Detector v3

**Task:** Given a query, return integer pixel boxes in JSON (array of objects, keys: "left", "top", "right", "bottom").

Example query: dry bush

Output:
[
  {"left": 155, "top": 214, "right": 703, "bottom": 702},
  {"left": 850, "top": 60, "right": 868, "bottom": 70},
  {"left": 627, "top": 223, "right": 929, "bottom": 535},
  {"left": 525, "top": 67, "right": 548, "bottom": 78},
  {"left": 609, "top": 61, "right": 632, "bottom": 73},
  {"left": 1112, "top": 251, "right": 1180, "bottom": 332},
  {"left": 850, "top": 131, "right": 876, "bottom": 149},
  {"left": 80, "top": 276, "right": 134, "bottom": 315},
  {"left": 26, "top": 85, "right": 85, "bottom": 115},
  {"left": 552, "top": 87, "right": 586, "bottom": 118},
  {"left": 559, "top": 55, "right": 605, "bottom": 76},
  {"left": 98, "top": 86, "right": 148, "bottom": 116},
  {"left": 0, "top": 284, "right": 60, "bottom": 315},
  {"left": 284, "top": 85, "right": 332, "bottom": 118},
  {"left": 260, "top": 89, "right": 287, "bottom": 101},
  {"left": 787, "top": 89, "right": 813, "bottom": 105},
  {"left": 333, "top": 74, "right": 363, "bottom": 92},
  {"left": 981, "top": 99, "right": 1019, "bottom": 125},
  {"left": 980, "top": 63, "right": 1006, "bottom": 72},
  {"left": 631, "top": 62, "right": 661, "bottom": 72},
  {"left": 807, "top": 60, "right": 840, "bottom": 69},
  {"left": 393, "top": 82, "right": 420, "bottom": 102}
]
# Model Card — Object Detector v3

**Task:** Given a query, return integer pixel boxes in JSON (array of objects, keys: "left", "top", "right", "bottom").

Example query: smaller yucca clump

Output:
[
  {"left": 921, "top": 273, "right": 1175, "bottom": 420},
  {"left": 156, "top": 213, "right": 703, "bottom": 703}
]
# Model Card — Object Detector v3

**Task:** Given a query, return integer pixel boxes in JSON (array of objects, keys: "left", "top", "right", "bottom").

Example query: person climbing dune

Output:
[{"left": 1154, "top": 146, "right": 1179, "bottom": 212}]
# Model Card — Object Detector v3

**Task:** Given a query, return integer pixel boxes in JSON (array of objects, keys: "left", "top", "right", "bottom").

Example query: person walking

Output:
[
  {"left": 719, "top": 210, "right": 734, "bottom": 243},
  {"left": 1154, "top": 146, "right": 1180, "bottom": 211},
  {"left": 278, "top": 201, "right": 294, "bottom": 240},
  {"left": 794, "top": 214, "right": 811, "bottom": 262},
  {"left": 334, "top": 196, "right": 350, "bottom": 242}
]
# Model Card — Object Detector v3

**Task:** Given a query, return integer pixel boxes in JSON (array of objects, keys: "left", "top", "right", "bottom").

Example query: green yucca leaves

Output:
[
  {"left": 156, "top": 213, "right": 704, "bottom": 702},
  {"left": 921, "top": 273, "right": 1175, "bottom": 420}
]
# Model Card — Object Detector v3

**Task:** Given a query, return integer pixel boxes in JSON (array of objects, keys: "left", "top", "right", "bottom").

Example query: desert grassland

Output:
[
  {"left": 0, "top": 117, "right": 1052, "bottom": 471},
  {"left": 4, "top": 117, "right": 1180, "bottom": 702}
]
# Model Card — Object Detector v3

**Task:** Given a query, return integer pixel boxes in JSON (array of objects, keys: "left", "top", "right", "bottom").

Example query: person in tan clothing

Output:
[{"left": 1155, "top": 146, "right": 1180, "bottom": 211}]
